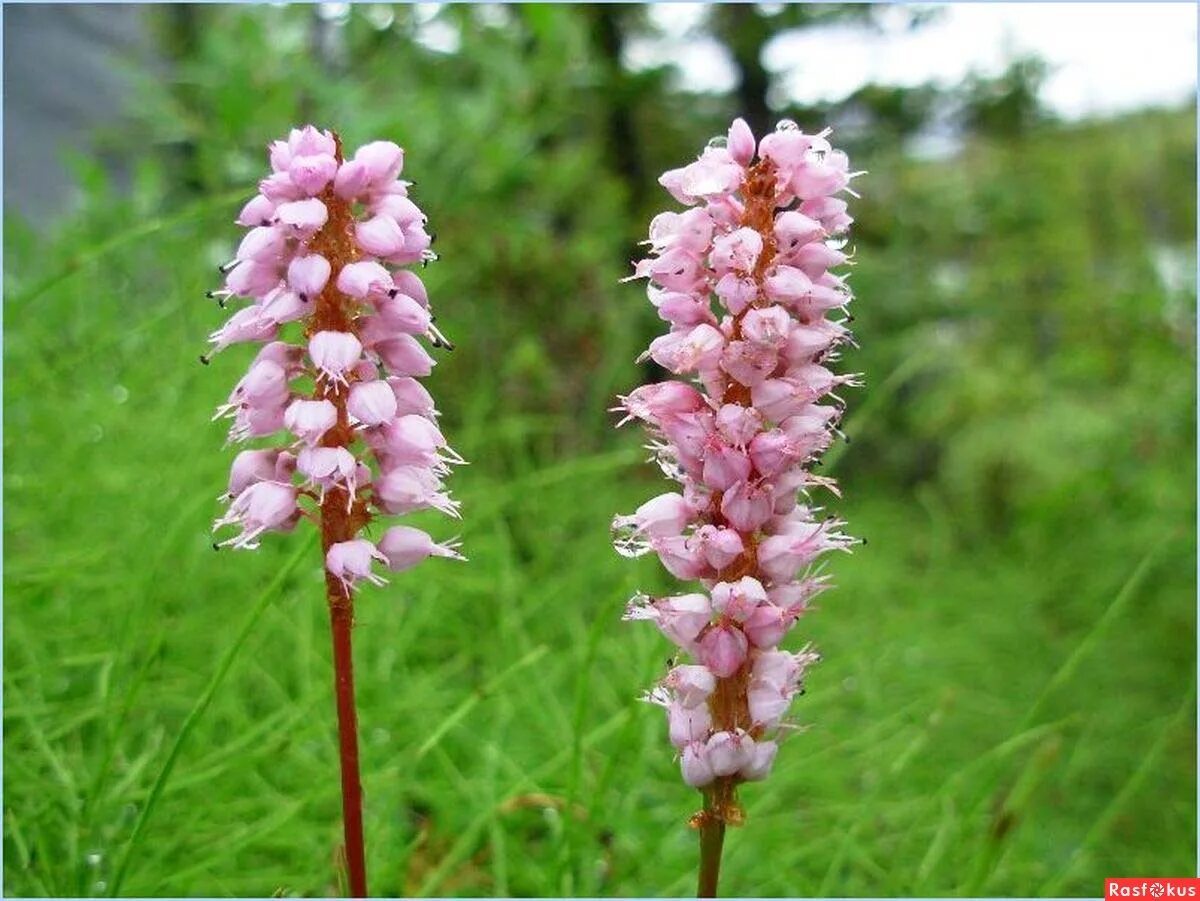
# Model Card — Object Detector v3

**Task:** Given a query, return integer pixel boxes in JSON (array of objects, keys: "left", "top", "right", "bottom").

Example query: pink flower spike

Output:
[
  {"left": 325, "top": 539, "right": 389, "bottom": 594},
  {"left": 207, "top": 129, "right": 464, "bottom": 900},
  {"left": 378, "top": 525, "right": 465, "bottom": 572},
  {"left": 308, "top": 331, "right": 362, "bottom": 386}
]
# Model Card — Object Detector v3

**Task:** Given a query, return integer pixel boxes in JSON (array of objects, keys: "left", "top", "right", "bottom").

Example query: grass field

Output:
[{"left": 3, "top": 168, "right": 1195, "bottom": 896}]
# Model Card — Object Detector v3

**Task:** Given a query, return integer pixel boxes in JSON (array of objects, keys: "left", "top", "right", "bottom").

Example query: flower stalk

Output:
[
  {"left": 207, "top": 125, "right": 465, "bottom": 896},
  {"left": 615, "top": 118, "right": 862, "bottom": 896}
]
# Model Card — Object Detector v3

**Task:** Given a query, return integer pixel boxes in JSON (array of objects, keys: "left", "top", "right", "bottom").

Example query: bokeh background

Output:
[{"left": 4, "top": 3, "right": 1197, "bottom": 897}]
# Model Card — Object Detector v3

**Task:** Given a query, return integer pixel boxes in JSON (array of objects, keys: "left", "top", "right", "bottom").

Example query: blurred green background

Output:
[{"left": 3, "top": 4, "right": 1196, "bottom": 897}]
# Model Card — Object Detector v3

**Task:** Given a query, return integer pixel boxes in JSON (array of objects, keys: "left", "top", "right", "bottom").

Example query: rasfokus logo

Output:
[{"left": 1107, "top": 879, "right": 1200, "bottom": 898}]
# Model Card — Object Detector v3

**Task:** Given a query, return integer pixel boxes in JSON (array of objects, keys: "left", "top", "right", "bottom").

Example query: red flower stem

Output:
[
  {"left": 327, "top": 592, "right": 368, "bottom": 897},
  {"left": 310, "top": 132, "right": 370, "bottom": 897},
  {"left": 697, "top": 789, "right": 727, "bottom": 897}
]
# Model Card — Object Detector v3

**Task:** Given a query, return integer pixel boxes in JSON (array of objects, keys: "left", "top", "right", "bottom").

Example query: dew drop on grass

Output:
[
  {"left": 88, "top": 424, "right": 104, "bottom": 443},
  {"left": 112, "top": 385, "right": 129, "bottom": 404},
  {"left": 85, "top": 850, "right": 103, "bottom": 867}
]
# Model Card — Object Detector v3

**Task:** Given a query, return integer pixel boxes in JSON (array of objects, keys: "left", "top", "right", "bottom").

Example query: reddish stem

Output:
[
  {"left": 696, "top": 791, "right": 727, "bottom": 897},
  {"left": 328, "top": 595, "right": 368, "bottom": 897},
  {"left": 310, "top": 132, "right": 370, "bottom": 896}
]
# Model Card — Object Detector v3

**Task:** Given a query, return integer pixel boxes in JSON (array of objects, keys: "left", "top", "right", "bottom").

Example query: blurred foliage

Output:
[{"left": 4, "top": 3, "right": 1196, "bottom": 897}]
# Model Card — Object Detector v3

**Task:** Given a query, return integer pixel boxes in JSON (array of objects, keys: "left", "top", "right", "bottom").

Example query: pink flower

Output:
[
  {"left": 624, "top": 592, "right": 712, "bottom": 649},
  {"left": 697, "top": 624, "right": 748, "bottom": 678},
  {"left": 355, "top": 215, "right": 406, "bottom": 258},
  {"left": 308, "top": 331, "right": 362, "bottom": 386},
  {"left": 213, "top": 480, "right": 299, "bottom": 549},
  {"left": 663, "top": 665, "right": 716, "bottom": 708},
  {"left": 284, "top": 398, "right": 337, "bottom": 446},
  {"left": 337, "top": 261, "right": 395, "bottom": 299},
  {"left": 288, "top": 153, "right": 338, "bottom": 195},
  {"left": 377, "top": 525, "right": 465, "bottom": 572},
  {"left": 326, "top": 539, "right": 389, "bottom": 594},
  {"left": 275, "top": 198, "right": 328, "bottom": 237},
  {"left": 615, "top": 119, "right": 861, "bottom": 800},
  {"left": 668, "top": 700, "right": 713, "bottom": 749},
  {"left": 210, "top": 124, "right": 464, "bottom": 627},
  {"left": 287, "top": 254, "right": 331, "bottom": 300},
  {"left": 681, "top": 741, "right": 716, "bottom": 787},
  {"left": 347, "top": 380, "right": 398, "bottom": 427}
]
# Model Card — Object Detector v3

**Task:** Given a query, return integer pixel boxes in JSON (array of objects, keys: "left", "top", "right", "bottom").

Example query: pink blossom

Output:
[
  {"left": 663, "top": 665, "right": 716, "bottom": 708},
  {"left": 697, "top": 624, "right": 748, "bottom": 678},
  {"left": 377, "top": 525, "right": 465, "bottom": 571},
  {"left": 337, "top": 261, "right": 395, "bottom": 299},
  {"left": 347, "top": 380, "right": 398, "bottom": 427},
  {"left": 308, "top": 331, "right": 362, "bottom": 386},
  {"left": 681, "top": 741, "right": 717, "bottom": 787},
  {"left": 616, "top": 119, "right": 860, "bottom": 796},
  {"left": 283, "top": 398, "right": 337, "bottom": 446},
  {"left": 275, "top": 198, "right": 328, "bottom": 237},
  {"left": 326, "top": 539, "right": 389, "bottom": 594},
  {"left": 706, "top": 730, "right": 754, "bottom": 777},
  {"left": 668, "top": 700, "right": 712, "bottom": 750},
  {"left": 287, "top": 254, "right": 331, "bottom": 300},
  {"left": 209, "top": 125, "right": 463, "bottom": 606},
  {"left": 213, "top": 480, "right": 299, "bottom": 549}
]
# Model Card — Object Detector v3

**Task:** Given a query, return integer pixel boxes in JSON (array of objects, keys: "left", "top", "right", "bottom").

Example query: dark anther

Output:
[
  {"left": 212, "top": 542, "right": 221, "bottom": 551},
  {"left": 388, "top": 288, "right": 399, "bottom": 298},
  {"left": 199, "top": 354, "right": 211, "bottom": 365}
]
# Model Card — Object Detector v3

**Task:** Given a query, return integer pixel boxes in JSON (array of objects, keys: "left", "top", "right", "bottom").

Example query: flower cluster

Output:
[
  {"left": 615, "top": 119, "right": 861, "bottom": 812},
  {"left": 209, "top": 125, "right": 464, "bottom": 594}
]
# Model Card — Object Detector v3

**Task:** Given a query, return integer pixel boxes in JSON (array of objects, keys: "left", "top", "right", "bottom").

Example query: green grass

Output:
[{"left": 3, "top": 104, "right": 1196, "bottom": 896}]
